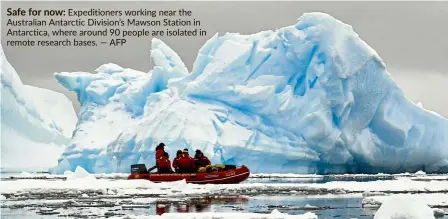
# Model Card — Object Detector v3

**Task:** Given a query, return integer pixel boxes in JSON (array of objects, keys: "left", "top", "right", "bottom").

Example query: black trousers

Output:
[
  {"left": 177, "top": 168, "right": 194, "bottom": 173},
  {"left": 148, "top": 165, "right": 157, "bottom": 172}
]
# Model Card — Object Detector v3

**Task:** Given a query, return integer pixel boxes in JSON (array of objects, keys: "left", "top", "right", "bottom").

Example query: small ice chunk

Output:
[
  {"left": 415, "top": 170, "right": 426, "bottom": 175},
  {"left": 66, "top": 166, "right": 96, "bottom": 180},
  {"left": 66, "top": 199, "right": 79, "bottom": 206},
  {"left": 0, "top": 195, "right": 6, "bottom": 200},
  {"left": 271, "top": 209, "right": 283, "bottom": 215},
  {"left": 74, "top": 166, "right": 90, "bottom": 178},
  {"left": 303, "top": 204, "right": 319, "bottom": 210}
]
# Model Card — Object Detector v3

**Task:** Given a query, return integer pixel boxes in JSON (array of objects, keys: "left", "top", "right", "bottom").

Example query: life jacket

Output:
[
  {"left": 155, "top": 148, "right": 165, "bottom": 161},
  {"left": 173, "top": 156, "right": 181, "bottom": 169},
  {"left": 157, "top": 156, "right": 171, "bottom": 170},
  {"left": 178, "top": 153, "right": 195, "bottom": 170}
]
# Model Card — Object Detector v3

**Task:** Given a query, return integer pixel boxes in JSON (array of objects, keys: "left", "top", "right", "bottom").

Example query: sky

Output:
[{"left": 2, "top": 1, "right": 448, "bottom": 117}]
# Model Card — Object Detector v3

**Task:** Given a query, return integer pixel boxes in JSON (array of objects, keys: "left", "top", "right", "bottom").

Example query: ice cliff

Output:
[
  {"left": 1, "top": 46, "right": 77, "bottom": 171},
  {"left": 53, "top": 13, "right": 448, "bottom": 174}
]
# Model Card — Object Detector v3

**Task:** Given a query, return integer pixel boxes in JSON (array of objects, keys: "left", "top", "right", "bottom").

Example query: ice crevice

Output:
[{"left": 51, "top": 12, "right": 448, "bottom": 174}]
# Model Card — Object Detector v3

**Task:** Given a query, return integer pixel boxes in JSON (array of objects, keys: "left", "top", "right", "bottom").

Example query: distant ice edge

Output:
[{"left": 53, "top": 12, "right": 448, "bottom": 174}]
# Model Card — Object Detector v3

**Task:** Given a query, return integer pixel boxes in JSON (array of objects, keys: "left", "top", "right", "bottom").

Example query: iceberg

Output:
[
  {"left": 1, "top": 46, "right": 77, "bottom": 171},
  {"left": 54, "top": 12, "right": 448, "bottom": 174}
]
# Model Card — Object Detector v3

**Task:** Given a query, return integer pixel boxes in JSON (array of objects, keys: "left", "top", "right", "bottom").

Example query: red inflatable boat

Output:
[{"left": 128, "top": 164, "right": 250, "bottom": 184}]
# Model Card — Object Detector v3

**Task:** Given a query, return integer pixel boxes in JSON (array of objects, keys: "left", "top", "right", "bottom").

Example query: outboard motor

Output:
[{"left": 131, "top": 164, "right": 148, "bottom": 174}]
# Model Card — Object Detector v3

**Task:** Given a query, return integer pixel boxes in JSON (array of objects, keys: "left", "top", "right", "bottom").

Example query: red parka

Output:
[
  {"left": 155, "top": 148, "right": 165, "bottom": 160},
  {"left": 173, "top": 156, "right": 181, "bottom": 170},
  {"left": 177, "top": 152, "right": 195, "bottom": 171},
  {"left": 157, "top": 156, "right": 172, "bottom": 170}
]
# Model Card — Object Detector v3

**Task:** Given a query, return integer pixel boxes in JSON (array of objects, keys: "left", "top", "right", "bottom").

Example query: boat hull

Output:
[{"left": 128, "top": 165, "right": 250, "bottom": 184}]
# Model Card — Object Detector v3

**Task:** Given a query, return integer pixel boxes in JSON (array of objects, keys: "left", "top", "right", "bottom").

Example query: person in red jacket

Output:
[
  {"left": 177, "top": 148, "right": 195, "bottom": 173},
  {"left": 194, "top": 150, "right": 211, "bottom": 170},
  {"left": 172, "top": 150, "right": 183, "bottom": 173},
  {"left": 148, "top": 142, "right": 166, "bottom": 172},
  {"left": 155, "top": 143, "right": 166, "bottom": 160},
  {"left": 157, "top": 152, "right": 174, "bottom": 173},
  {"left": 184, "top": 148, "right": 196, "bottom": 170}
]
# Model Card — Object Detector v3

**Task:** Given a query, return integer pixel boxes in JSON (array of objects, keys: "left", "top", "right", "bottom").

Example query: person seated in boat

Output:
[
  {"left": 194, "top": 150, "right": 211, "bottom": 171},
  {"left": 157, "top": 152, "right": 174, "bottom": 174},
  {"left": 155, "top": 143, "right": 166, "bottom": 159},
  {"left": 177, "top": 149, "right": 196, "bottom": 173},
  {"left": 172, "top": 150, "right": 183, "bottom": 173},
  {"left": 148, "top": 142, "right": 166, "bottom": 172}
]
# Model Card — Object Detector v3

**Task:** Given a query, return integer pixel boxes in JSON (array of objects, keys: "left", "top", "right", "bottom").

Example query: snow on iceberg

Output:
[
  {"left": 0, "top": 46, "right": 77, "bottom": 171},
  {"left": 54, "top": 12, "right": 448, "bottom": 174}
]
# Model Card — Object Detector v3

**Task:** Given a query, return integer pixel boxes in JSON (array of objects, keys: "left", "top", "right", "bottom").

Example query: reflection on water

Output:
[
  {"left": 155, "top": 196, "right": 249, "bottom": 215},
  {"left": 152, "top": 195, "right": 372, "bottom": 218},
  {"left": 2, "top": 194, "right": 447, "bottom": 219},
  {"left": 249, "top": 195, "right": 373, "bottom": 219},
  {"left": 153, "top": 195, "right": 448, "bottom": 219}
]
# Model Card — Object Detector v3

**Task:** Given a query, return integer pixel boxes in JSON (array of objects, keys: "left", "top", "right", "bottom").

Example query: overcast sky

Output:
[{"left": 2, "top": 1, "right": 448, "bottom": 117}]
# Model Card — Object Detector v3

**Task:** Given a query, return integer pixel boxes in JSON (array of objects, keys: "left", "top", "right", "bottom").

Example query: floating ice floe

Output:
[
  {"left": 2, "top": 177, "right": 448, "bottom": 198},
  {"left": 66, "top": 166, "right": 97, "bottom": 181},
  {"left": 363, "top": 193, "right": 448, "bottom": 209},
  {"left": 414, "top": 170, "right": 426, "bottom": 175},
  {"left": 373, "top": 195, "right": 435, "bottom": 219}
]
